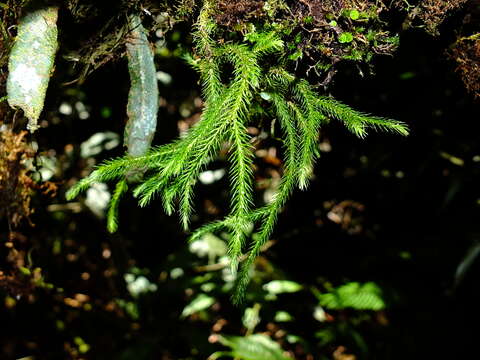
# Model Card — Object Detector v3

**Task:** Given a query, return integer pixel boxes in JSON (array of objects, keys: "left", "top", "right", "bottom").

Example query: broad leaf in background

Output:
[
  {"left": 181, "top": 293, "right": 215, "bottom": 319},
  {"left": 211, "top": 334, "right": 292, "bottom": 360},
  {"left": 316, "top": 282, "right": 386, "bottom": 311},
  {"left": 263, "top": 280, "right": 303, "bottom": 295}
]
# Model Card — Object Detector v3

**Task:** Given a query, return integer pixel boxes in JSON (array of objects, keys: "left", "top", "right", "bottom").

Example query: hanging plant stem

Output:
[{"left": 106, "top": 14, "right": 159, "bottom": 232}]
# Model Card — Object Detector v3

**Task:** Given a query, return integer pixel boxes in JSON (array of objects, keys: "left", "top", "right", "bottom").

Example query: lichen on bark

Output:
[
  {"left": 6, "top": 4, "right": 58, "bottom": 132},
  {"left": 124, "top": 15, "right": 159, "bottom": 158}
]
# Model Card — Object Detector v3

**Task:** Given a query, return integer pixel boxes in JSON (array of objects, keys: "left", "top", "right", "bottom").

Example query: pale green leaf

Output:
[
  {"left": 181, "top": 294, "right": 215, "bottom": 318},
  {"left": 217, "top": 334, "right": 292, "bottom": 360},
  {"left": 263, "top": 280, "right": 302, "bottom": 295}
]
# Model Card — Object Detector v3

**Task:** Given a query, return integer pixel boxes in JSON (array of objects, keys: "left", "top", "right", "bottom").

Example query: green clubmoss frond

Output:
[
  {"left": 107, "top": 179, "right": 128, "bottom": 233},
  {"left": 315, "top": 96, "right": 409, "bottom": 138}
]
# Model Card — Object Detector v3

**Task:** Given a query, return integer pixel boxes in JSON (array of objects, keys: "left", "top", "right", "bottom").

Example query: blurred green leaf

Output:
[
  {"left": 181, "top": 294, "right": 215, "bottom": 318},
  {"left": 339, "top": 32, "right": 354, "bottom": 43},
  {"left": 216, "top": 334, "right": 292, "bottom": 360},
  {"left": 315, "top": 329, "right": 336, "bottom": 347},
  {"left": 100, "top": 106, "right": 112, "bottom": 118},
  {"left": 263, "top": 280, "right": 302, "bottom": 295},
  {"left": 288, "top": 50, "right": 303, "bottom": 60},
  {"left": 260, "top": 92, "right": 272, "bottom": 101},
  {"left": 313, "top": 306, "right": 327, "bottom": 322},
  {"left": 274, "top": 311, "right": 293, "bottom": 322},
  {"left": 316, "top": 282, "right": 386, "bottom": 311},
  {"left": 440, "top": 151, "right": 464, "bottom": 166},
  {"left": 19, "top": 267, "right": 31, "bottom": 276},
  {"left": 242, "top": 304, "right": 261, "bottom": 332},
  {"left": 115, "top": 299, "right": 140, "bottom": 320},
  {"left": 189, "top": 233, "right": 228, "bottom": 262},
  {"left": 399, "top": 71, "right": 416, "bottom": 80},
  {"left": 80, "top": 131, "right": 120, "bottom": 158},
  {"left": 349, "top": 10, "right": 360, "bottom": 20}
]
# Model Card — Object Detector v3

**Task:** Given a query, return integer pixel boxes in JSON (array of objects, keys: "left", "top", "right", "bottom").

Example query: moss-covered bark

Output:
[{"left": 124, "top": 15, "right": 159, "bottom": 158}]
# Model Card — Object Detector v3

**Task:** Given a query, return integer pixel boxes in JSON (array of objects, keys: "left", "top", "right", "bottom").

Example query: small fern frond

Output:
[
  {"left": 353, "top": 114, "right": 409, "bottom": 136},
  {"left": 175, "top": 95, "right": 232, "bottom": 226},
  {"left": 66, "top": 144, "right": 176, "bottom": 201},
  {"left": 292, "top": 80, "right": 326, "bottom": 188},
  {"left": 133, "top": 89, "right": 228, "bottom": 209},
  {"left": 188, "top": 218, "right": 232, "bottom": 244},
  {"left": 193, "top": 0, "right": 223, "bottom": 106},
  {"left": 233, "top": 242, "right": 259, "bottom": 304},
  {"left": 182, "top": 52, "right": 200, "bottom": 71},
  {"left": 220, "top": 44, "right": 263, "bottom": 271},
  {"left": 134, "top": 172, "right": 171, "bottom": 207},
  {"left": 65, "top": 157, "right": 131, "bottom": 200},
  {"left": 271, "top": 93, "right": 298, "bottom": 189},
  {"left": 193, "top": 0, "right": 217, "bottom": 57},
  {"left": 315, "top": 96, "right": 409, "bottom": 138},
  {"left": 199, "top": 58, "right": 223, "bottom": 102},
  {"left": 219, "top": 44, "right": 261, "bottom": 89},
  {"left": 234, "top": 95, "right": 300, "bottom": 304},
  {"left": 107, "top": 179, "right": 128, "bottom": 233},
  {"left": 316, "top": 282, "right": 386, "bottom": 311},
  {"left": 179, "top": 179, "right": 195, "bottom": 230},
  {"left": 247, "top": 31, "right": 284, "bottom": 55},
  {"left": 215, "top": 334, "right": 292, "bottom": 360},
  {"left": 228, "top": 121, "right": 254, "bottom": 219},
  {"left": 266, "top": 67, "right": 295, "bottom": 88},
  {"left": 227, "top": 119, "right": 254, "bottom": 270},
  {"left": 233, "top": 186, "right": 296, "bottom": 304},
  {"left": 161, "top": 179, "right": 182, "bottom": 216},
  {"left": 288, "top": 101, "right": 316, "bottom": 189},
  {"left": 66, "top": 174, "right": 98, "bottom": 201}
]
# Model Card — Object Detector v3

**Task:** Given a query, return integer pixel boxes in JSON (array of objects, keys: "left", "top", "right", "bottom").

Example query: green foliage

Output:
[
  {"left": 349, "top": 9, "right": 360, "bottom": 20},
  {"left": 180, "top": 293, "right": 215, "bottom": 318},
  {"left": 315, "top": 282, "right": 386, "bottom": 311},
  {"left": 263, "top": 280, "right": 302, "bottom": 295},
  {"left": 1, "top": 0, "right": 475, "bottom": 359},
  {"left": 66, "top": 1, "right": 408, "bottom": 303},
  {"left": 210, "top": 334, "right": 292, "bottom": 360},
  {"left": 107, "top": 179, "right": 128, "bottom": 233},
  {"left": 339, "top": 32, "right": 354, "bottom": 43}
]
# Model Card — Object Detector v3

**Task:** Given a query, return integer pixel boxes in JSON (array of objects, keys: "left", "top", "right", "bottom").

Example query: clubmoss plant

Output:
[{"left": 67, "top": 1, "right": 409, "bottom": 303}]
